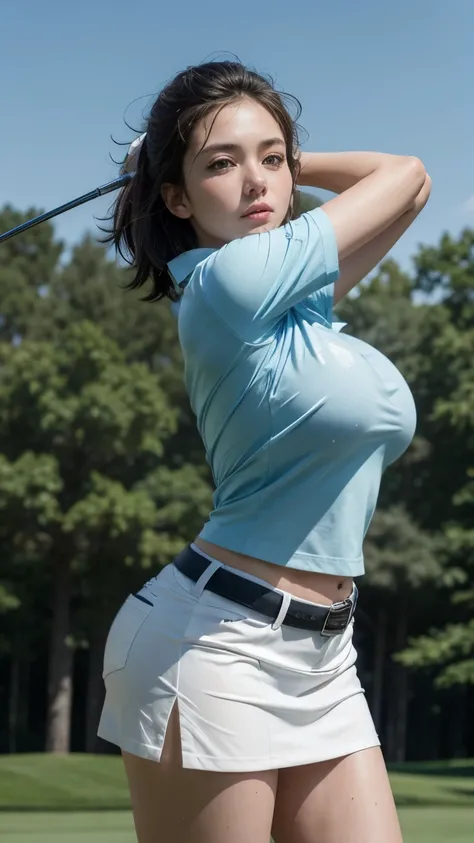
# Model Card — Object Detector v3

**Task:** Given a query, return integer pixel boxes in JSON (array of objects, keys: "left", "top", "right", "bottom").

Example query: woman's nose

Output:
[{"left": 243, "top": 169, "right": 267, "bottom": 197}]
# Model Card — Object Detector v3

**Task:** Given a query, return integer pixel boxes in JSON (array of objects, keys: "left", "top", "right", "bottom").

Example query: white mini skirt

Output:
[{"left": 97, "top": 549, "right": 379, "bottom": 772}]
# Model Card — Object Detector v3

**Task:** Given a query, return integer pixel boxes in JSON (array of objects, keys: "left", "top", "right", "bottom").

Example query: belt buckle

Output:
[{"left": 320, "top": 598, "right": 354, "bottom": 637}]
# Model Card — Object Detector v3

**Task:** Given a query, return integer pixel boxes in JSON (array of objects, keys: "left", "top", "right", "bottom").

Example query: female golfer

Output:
[{"left": 97, "top": 60, "right": 431, "bottom": 843}]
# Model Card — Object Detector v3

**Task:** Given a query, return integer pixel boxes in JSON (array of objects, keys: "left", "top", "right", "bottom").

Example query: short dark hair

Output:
[{"left": 104, "top": 61, "right": 303, "bottom": 302}]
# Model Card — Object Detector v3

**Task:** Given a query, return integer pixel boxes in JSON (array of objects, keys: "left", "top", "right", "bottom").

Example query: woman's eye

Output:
[
  {"left": 264, "top": 154, "right": 285, "bottom": 167},
  {"left": 209, "top": 158, "right": 233, "bottom": 171}
]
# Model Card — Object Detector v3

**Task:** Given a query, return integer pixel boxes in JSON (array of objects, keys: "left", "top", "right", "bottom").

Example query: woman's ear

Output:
[{"left": 161, "top": 183, "right": 192, "bottom": 219}]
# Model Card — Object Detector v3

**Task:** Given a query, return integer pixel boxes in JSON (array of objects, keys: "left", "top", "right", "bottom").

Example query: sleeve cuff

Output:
[{"left": 311, "top": 207, "right": 340, "bottom": 284}]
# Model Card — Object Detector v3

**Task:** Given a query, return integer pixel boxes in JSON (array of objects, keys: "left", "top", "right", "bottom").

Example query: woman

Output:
[{"left": 98, "top": 60, "right": 431, "bottom": 843}]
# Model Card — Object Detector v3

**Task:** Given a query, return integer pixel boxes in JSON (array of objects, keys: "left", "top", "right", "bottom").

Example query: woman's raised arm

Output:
[{"left": 298, "top": 151, "right": 428, "bottom": 261}]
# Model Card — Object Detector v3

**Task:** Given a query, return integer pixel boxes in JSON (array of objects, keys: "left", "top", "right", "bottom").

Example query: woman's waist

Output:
[{"left": 193, "top": 537, "right": 354, "bottom": 604}]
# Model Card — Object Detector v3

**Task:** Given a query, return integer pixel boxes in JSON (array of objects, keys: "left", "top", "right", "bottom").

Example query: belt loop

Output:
[
  {"left": 192, "top": 559, "right": 222, "bottom": 597},
  {"left": 349, "top": 582, "right": 359, "bottom": 622},
  {"left": 271, "top": 591, "right": 292, "bottom": 631}
]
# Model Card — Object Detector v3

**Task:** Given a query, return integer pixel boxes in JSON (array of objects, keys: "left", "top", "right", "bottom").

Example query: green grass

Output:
[
  {"left": 399, "top": 808, "right": 474, "bottom": 843},
  {"left": 390, "top": 763, "right": 474, "bottom": 808},
  {"left": 0, "top": 754, "right": 130, "bottom": 811},
  {"left": 0, "top": 755, "right": 472, "bottom": 841},
  {"left": 0, "top": 811, "right": 135, "bottom": 842}
]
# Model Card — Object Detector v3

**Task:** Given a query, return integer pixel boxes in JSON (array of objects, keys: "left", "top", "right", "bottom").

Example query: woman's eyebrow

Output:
[{"left": 200, "top": 137, "right": 286, "bottom": 156}]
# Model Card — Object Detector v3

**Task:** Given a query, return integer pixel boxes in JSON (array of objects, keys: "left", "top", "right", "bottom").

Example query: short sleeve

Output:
[{"left": 197, "top": 207, "right": 339, "bottom": 342}]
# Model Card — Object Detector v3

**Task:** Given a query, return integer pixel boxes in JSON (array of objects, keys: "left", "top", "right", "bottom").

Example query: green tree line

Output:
[{"left": 0, "top": 205, "right": 472, "bottom": 761}]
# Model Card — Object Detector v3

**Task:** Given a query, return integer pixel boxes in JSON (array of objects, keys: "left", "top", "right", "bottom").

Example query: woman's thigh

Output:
[
  {"left": 121, "top": 704, "right": 278, "bottom": 843},
  {"left": 272, "top": 746, "right": 403, "bottom": 843}
]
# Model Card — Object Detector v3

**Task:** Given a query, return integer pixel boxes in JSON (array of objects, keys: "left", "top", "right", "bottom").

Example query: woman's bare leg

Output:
[
  {"left": 272, "top": 746, "right": 403, "bottom": 843},
  {"left": 122, "top": 703, "right": 278, "bottom": 843}
]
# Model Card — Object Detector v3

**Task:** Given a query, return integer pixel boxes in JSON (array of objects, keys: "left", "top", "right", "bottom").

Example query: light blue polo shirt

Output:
[{"left": 169, "top": 208, "right": 416, "bottom": 577}]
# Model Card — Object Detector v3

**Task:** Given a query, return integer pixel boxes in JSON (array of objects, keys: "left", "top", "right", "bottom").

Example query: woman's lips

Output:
[{"left": 242, "top": 209, "right": 272, "bottom": 222}]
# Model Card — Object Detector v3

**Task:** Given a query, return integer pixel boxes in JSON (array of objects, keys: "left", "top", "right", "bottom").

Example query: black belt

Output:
[{"left": 173, "top": 546, "right": 357, "bottom": 635}]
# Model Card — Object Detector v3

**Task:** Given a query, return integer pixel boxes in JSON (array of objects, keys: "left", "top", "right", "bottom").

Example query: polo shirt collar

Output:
[{"left": 167, "top": 248, "right": 217, "bottom": 292}]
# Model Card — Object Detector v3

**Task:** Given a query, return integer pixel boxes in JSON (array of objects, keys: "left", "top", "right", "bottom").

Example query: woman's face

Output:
[{"left": 163, "top": 97, "right": 294, "bottom": 248}]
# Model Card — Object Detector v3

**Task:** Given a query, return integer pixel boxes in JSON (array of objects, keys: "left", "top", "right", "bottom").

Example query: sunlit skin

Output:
[{"left": 161, "top": 97, "right": 294, "bottom": 248}]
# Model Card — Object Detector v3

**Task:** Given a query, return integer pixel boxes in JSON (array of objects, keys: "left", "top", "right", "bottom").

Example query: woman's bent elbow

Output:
[
  {"left": 414, "top": 172, "right": 432, "bottom": 212},
  {"left": 399, "top": 155, "right": 427, "bottom": 195}
]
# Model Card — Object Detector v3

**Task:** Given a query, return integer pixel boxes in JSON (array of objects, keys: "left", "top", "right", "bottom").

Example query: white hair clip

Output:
[{"left": 124, "top": 133, "right": 147, "bottom": 173}]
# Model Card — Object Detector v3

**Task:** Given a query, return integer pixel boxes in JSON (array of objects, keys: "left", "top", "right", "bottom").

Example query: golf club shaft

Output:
[{"left": 0, "top": 173, "right": 132, "bottom": 244}]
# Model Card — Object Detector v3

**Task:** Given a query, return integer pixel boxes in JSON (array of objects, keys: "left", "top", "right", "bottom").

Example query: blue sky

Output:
[{"left": 1, "top": 0, "right": 472, "bottom": 272}]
